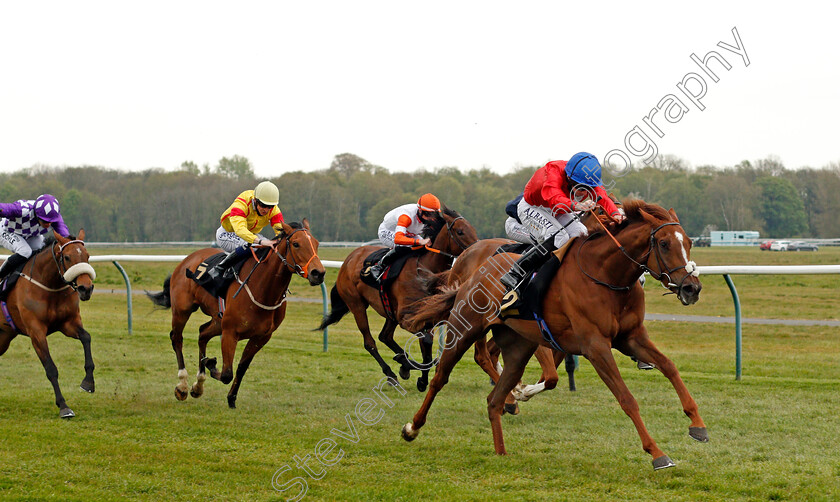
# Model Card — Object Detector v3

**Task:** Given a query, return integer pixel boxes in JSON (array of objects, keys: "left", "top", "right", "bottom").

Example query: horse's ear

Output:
[
  {"left": 78, "top": 228, "right": 86, "bottom": 241},
  {"left": 638, "top": 209, "right": 660, "bottom": 226},
  {"left": 302, "top": 218, "right": 310, "bottom": 231},
  {"left": 281, "top": 222, "right": 294, "bottom": 236},
  {"left": 668, "top": 208, "right": 680, "bottom": 223},
  {"left": 54, "top": 230, "right": 68, "bottom": 244}
]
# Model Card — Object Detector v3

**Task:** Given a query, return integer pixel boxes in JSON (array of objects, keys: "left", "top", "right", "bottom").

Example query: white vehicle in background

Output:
[{"left": 770, "top": 240, "right": 790, "bottom": 251}]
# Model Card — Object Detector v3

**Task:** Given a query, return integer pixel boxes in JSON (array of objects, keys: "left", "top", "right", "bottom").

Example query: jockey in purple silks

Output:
[{"left": 0, "top": 194, "right": 70, "bottom": 280}]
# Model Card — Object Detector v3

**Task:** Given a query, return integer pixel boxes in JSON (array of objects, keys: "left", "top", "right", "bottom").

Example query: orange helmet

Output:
[{"left": 417, "top": 193, "right": 441, "bottom": 212}]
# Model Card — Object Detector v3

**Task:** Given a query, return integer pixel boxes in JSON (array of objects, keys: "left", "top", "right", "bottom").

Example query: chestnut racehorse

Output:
[
  {"left": 318, "top": 207, "right": 477, "bottom": 391},
  {"left": 420, "top": 237, "right": 568, "bottom": 415},
  {"left": 0, "top": 230, "right": 96, "bottom": 418},
  {"left": 147, "top": 220, "right": 325, "bottom": 408},
  {"left": 401, "top": 200, "right": 706, "bottom": 469}
]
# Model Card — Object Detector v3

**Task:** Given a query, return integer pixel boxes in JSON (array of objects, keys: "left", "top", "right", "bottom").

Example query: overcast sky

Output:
[{"left": 1, "top": 2, "right": 837, "bottom": 179}]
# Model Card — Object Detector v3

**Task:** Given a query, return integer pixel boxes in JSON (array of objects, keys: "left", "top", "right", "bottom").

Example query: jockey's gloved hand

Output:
[{"left": 574, "top": 200, "right": 596, "bottom": 211}]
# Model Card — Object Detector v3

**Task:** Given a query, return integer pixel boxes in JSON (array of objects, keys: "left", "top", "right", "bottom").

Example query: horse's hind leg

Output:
[
  {"left": 226, "top": 335, "right": 270, "bottom": 409},
  {"left": 350, "top": 305, "right": 399, "bottom": 381},
  {"left": 191, "top": 320, "right": 221, "bottom": 398},
  {"left": 621, "top": 326, "right": 708, "bottom": 443},
  {"left": 378, "top": 318, "right": 412, "bottom": 380},
  {"left": 28, "top": 327, "right": 74, "bottom": 418},
  {"left": 514, "top": 346, "right": 560, "bottom": 401},
  {"left": 478, "top": 335, "right": 519, "bottom": 415},
  {"left": 487, "top": 328, "right": 538, "bottom": 455},
  {"left": 402, "top": 317, "right": 486, "bottom": 443}
]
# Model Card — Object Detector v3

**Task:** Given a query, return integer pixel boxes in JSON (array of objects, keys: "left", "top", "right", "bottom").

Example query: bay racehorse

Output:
[
  {"left": 401, "top": 200, "right": 706, "bottom": 469},
  {"left": 0, "top": 230, "right": 96, "bottom": 418},
  {"left": 147, "top": 220, "right": 325, "bottom": 408},
  {"left": 318, "top": 207, "right": 477, "bottom": 391}
]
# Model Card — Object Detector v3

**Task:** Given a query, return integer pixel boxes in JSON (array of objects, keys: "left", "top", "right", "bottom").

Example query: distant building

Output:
[{"left": 710, "top": 231, "right": 760, "bottom": 246}]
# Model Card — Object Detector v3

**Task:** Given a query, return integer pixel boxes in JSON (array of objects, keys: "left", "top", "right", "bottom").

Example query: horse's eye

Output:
[
  {"left": 457, "top": 230, "right": 464, "bottom": 235},
  {"left": 64, "top": 256, "right": 70, "bottom": 262},
  {"left": 659, "top": 240, "right": 669, "bottom": 249},
  {"left": 293, "top": 242, "right": 300, "bottom": 248}
]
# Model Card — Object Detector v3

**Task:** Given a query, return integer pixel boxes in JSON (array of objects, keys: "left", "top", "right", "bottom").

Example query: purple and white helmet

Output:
[{"left": 34, "top": 194, "right": 62, "bottom": 223}]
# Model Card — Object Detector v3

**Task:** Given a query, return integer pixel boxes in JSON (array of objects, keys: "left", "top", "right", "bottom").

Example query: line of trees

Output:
[{"left": 1, "top": 153, "right": 838, "bottom": 242}]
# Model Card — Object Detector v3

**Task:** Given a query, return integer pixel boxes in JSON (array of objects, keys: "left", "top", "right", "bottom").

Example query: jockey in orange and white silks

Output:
[
  {"left": 208, "top": 181, "right": 284, "bottom": 280},
  {"left": 0, "top": 194, "right": 71, "bottom": 280},
  {"left": 369, "top": 193, "right": 441, "bottom": 280}
]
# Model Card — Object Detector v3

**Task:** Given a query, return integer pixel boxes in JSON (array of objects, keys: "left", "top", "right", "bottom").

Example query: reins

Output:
[{"left": 232, "top": 227, "right": 320, "bottom": 309}]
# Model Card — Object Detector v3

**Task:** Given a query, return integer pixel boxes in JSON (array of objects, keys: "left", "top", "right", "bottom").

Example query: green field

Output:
[{"left": 0, "top": 246, "right": 838, "bottom": 500}]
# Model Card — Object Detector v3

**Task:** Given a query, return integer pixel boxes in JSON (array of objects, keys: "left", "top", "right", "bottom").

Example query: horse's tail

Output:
[
  {"left": 316, "top": 285, "right": 349, "bottom": 330},
  {"left": 146, "top": 275, "right": 172, "bottom": 309},
  {"left": 416, "top": 266, "right": 452, "bottom": 295},
  {"left": 402, "top": 286, "right": 458, "bottom": 333}
]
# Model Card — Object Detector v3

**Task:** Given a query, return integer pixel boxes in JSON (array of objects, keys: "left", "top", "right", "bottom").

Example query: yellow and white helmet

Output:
[{"left": 254, "top": 181, "right": 280, "bottom": 206}]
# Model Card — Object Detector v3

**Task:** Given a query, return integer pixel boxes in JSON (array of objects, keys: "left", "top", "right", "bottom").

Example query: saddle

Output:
[
  {"left": 186, "top": 248, "right": 270, "bottom": 299},
  {"left": 0, "top": 260, "right": 28, "bottom": 301},
  {"left": 497, "top": 238, "right": 576, "bottom": 320},
  {"left": 359, "top": 248, "right": 422, "bottom": 289}
]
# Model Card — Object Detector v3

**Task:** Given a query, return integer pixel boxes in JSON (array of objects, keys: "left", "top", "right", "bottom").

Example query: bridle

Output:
[
  {"left": 422, "top": 214, "right": 470, "bottom": 262},
  {"left": 19, "top": 239, "right": 95, "bottom": 293},
  {"left": 271, "top": 228, "right": 319, "bottom": 279},
  {"left": 579, "top": 215, "right": 699, "bottom": 298}
]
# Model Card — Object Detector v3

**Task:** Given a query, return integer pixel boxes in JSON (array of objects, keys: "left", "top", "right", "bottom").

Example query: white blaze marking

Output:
[{"left": 674, "top": 231, "right": 690, "bottom": 264}]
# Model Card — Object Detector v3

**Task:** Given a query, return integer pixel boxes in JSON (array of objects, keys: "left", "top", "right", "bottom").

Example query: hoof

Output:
[
  {"left": 417, "top": 378, "right": 428, "bottom": 392},
  {"left": 189, "top": 386, "right": 203, "bottom": 399},
  {"left": 59, "top": 407, "right": 75, "bottom": 419},
  {"left": 689, "top": 426, "right": 709, "bottom": 443},
  {"left": 227, "top": 395, "right": 237, "bottom": 409},
  {"left": 637, "top": 361, "right": 655, "bottom": 370},
  {"left": 399, "top": 365, "right": 411, "bottom": 380},
  {"left": 80, "top": 380, "right": 95, "bottom": 393},
  {"left": 652, "top": 455, "right": 676, "bottom": 470},
  {"left": 174, "top": 387, "right": 188, "bottom": 401},
  {"left": 504, "top": 402, "right": 520, "bottom": 416},
  {"left": 401, "top": 423, "right": 418, "bottom": 442}
]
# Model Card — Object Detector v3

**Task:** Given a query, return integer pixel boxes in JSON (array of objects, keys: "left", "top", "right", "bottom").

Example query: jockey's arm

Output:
[
  {"left": 0, "top": 202, "right": 23, "bottom": 218},
  {"left": 593, "top": 186, "right": 620, "bottom": 216},
  {"left": 228, "top": 215, "right": 260, "bottom": 244},
  {"left": 393, "top": 214, "right": 422, "bottom": 246},
  {"left": 52, "top": 215, "right": 71, "bottom": 237}
]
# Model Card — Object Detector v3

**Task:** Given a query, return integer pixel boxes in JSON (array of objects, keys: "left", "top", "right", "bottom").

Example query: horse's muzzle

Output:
[
  {"left": 77, "top": 284, "right": 94, "bottom": 301},
  {"left": 308, "top": 269, "right": 325, "bottom": 286},
  {"left": 678, "top": 281, "right": 701, "bottom": 305}
]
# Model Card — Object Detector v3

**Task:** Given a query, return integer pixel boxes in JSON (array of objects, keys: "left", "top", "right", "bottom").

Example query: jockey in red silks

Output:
[
  {"left": 500, "top": 152, "right": 626, "bottom": 295},
  {"left": 0, "top": 194, "right": 70, "bottom": 281},
  {"left": 207, "top": 180, "right": 284, "bottom": 280},
  {"left": 369, "top": 193, "right": 441, "bottom": 281}
]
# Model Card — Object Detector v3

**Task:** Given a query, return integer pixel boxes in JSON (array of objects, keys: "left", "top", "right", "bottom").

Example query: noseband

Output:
[{"left": 51, "top": 240, "right": 96, "bottom": 292}]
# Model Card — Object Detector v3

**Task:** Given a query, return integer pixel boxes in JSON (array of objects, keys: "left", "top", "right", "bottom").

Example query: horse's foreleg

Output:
[
  {"left": 624, "top": 330, "right": 708, "bottom": 442},
  {"left": 169, "top": 324, "right": 189, "bottom": 401},
  {"left": 226, "top": 335, "right": 269, "bottom": 409},
  {"left": 192, "top": 320, "right": 220, "bottom": 398},
  {"left": 218, "top": 331, "right": 238, "bottom": 385},
  {"left": 416, "top": 331, "right": 433, "bottom": 392},
  {"left": 487, "top": 331, "right": 538, "bottom": 455},
  {"left": 29, "top": 328, "right": 73, "bottom": 418},
  {"left": 76, "top": 326, "right": 95, "bottom": 393},
  {"left": 586, "top": 342, "right": 673, "bottom": 470}
]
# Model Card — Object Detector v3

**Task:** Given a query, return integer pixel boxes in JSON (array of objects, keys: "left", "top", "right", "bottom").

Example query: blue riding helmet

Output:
[{"left": 565, "top": 152, "right": 602, "bottom": 187}]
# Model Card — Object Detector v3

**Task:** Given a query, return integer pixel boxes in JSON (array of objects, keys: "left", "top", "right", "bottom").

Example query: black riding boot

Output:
[
  {"left": 499, "top": 240, "right": 558, "bottom": 293},
  {"left": 370, "top": 248, "right": 399, "bottom": 281},
  {"left": 0, "top": 253, "right": 28, "bottom": 282},
  {"left": 207, "top": 248, "right": 246, "bottom": 280}
]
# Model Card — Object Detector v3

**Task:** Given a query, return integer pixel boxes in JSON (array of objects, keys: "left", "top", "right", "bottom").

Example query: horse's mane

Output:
[
  {"left": 36, "top": 233, "right": 78, "bottom": 254},
  {"left": 421, "top": 206, "right": 461, "bottom": 240},
  {"left": 621, "top": 198, "right": 673, "bottom": 223}
]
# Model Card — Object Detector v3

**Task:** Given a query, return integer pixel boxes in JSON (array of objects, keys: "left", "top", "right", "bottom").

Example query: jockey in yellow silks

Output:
[{"left": 207, "top": 181, "right": 284, "bottom": 280}]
